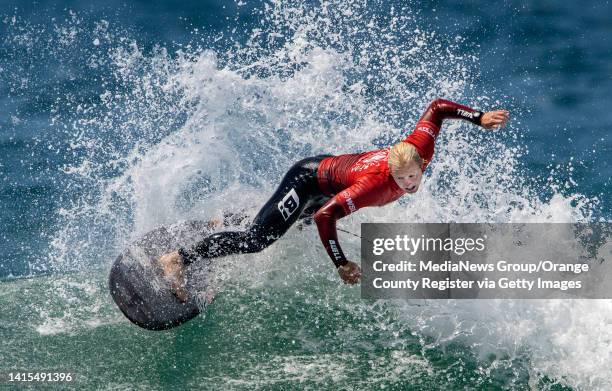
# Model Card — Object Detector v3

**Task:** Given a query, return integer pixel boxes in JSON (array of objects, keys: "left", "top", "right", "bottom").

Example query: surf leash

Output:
[{"left": 337, "top": 227, "right": 361, "bottom": 239}]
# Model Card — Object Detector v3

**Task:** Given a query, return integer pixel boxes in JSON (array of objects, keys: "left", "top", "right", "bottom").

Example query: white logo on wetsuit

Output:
[
  {"left": 416, "top": 125, "right": 436, "bottom": 139},
  {"left": 456, "top": 108, "right": 474, "bottom": 119},
  {"left": 351, "top": 149, "right": 389, "bottom": 172},
  {"left": 329, "top": 239, "right": 342, "bottom": 260},
  {"left": 278, "top": 188, "right": 300, "bottom": 221},
  {"left": 342, "top": 190, "right": 357, "bottom": 213}
]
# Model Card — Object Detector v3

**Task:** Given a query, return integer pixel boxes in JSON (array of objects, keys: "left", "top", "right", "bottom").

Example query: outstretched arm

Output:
[
  {"left": 314, "top": 200, "right": 362, "bottom": 284},
  {"left": 314, "top": 198, "right": 349, "bottom": 267},
  {"left": 420, "top": 98, "right": 509, "bottom": 129},
  {"left": 314, "top": 183, "right": 372, "bottom": 284},
  {"left": 404, "top": 99, "right": 510, "bottom": 171}
]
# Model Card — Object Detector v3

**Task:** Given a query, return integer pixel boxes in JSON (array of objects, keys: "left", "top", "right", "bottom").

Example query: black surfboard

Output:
[{"left": 108, "top": 220, "right": 217, "bottom": 331}]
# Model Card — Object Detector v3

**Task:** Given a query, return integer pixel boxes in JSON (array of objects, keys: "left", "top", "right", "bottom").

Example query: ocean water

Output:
[{"left": 1, "top": 0, "right": 610, "bottom": 389}]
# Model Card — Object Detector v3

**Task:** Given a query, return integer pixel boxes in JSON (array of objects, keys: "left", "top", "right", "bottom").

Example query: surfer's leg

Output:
[{"left": 180, "top": 155, "right": 330, "bottom": 264}]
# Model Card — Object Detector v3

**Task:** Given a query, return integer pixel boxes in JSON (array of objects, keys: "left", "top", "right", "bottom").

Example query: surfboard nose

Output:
[
  {"left": 109, "top": 255, "right": 151, "bottom": 326},
  {"left": 108, "top": 251, "right": 201, "bottom": 331}
]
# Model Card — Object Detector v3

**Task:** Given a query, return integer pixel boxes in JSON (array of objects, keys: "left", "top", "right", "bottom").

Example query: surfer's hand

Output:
[
  {"left": 338, "top": 261, "right": 361, "bottom": 285},
  {"left": 158, "top": 251, "right": 188, "bottom": 303},
  {"left": 481, "top": 110, "right": 509, "bottom": 129}
]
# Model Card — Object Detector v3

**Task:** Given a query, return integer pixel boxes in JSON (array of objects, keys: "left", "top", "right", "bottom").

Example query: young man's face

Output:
[{"left": 391, "top": 159, "right": 423, "bottom": 193}]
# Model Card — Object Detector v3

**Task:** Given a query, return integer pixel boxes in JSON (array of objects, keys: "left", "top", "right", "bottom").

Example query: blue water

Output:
[{"left": 0, "top": 1, "right": 610, "bottom": 389}]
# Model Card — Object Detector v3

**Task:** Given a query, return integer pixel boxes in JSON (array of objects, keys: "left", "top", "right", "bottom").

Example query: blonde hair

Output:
[{"left": 388, "top": 142, "right": 423, "bottom": 172}]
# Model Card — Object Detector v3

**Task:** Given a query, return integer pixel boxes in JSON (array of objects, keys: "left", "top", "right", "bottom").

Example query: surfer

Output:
[{"left": 159, "top": 99, "right": 509, "bottom": 301}]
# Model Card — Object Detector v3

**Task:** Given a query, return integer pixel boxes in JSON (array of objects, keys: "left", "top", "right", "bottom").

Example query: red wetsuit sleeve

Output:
[
  {"left": 314, "top": 197, "right": 349, "bottom": 268},
  {"left": 419, "top": 98, "right": 483, "bottom": 128},
  {"left": 404, "top": 99, "right": 485, "bottom": 170},
  {"left": 314, "top": 179, "right": 381, "bottom": 268}
]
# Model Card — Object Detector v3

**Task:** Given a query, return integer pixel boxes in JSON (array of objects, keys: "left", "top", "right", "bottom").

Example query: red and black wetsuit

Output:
[
  {"left": 314, "top": 98, "right": 483, "bottom": 266},
  {"left": 179, "top": 99, "right": 483, "bottom": 268}
]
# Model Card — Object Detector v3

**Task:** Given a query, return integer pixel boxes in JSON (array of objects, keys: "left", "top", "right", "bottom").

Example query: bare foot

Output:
[{"left": 158, "top": 251, "right": 188, "bottom": 303}]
